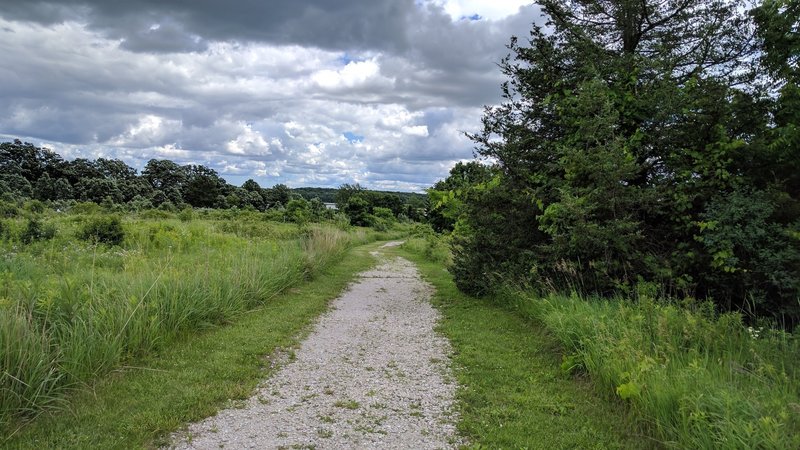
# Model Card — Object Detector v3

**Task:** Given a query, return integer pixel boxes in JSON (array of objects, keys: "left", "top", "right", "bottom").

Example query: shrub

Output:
[
  {"left": 158, "top": 201, "right": 177, "bottom": 212},
  {"left": 24, "top": 200, "right": 46, "bottom": 214},
  {"left": 697, "top": 188, "right": 800, "bottom": 322},
  {"left": 79, "top": 216, "right": 125, "bottom": 246},
  {"left": 177, "top": 207, "right": 195, "bottom": 222},
  {"left": 21, "top": 218, "right": 56, "bottom": 244},
  {"left": 343, "top": 194, "right": 371, "bottom": 227},
  {"left": 127, "top": 195, "right": 154, "bottom": 212},
  {"left": 331, "top": 212, "right": 351, "bottom": 230},
  {"left": 263, "top": 208, "right": 285, "bottom": 222},
  {"left": 372, "top": 207, "right": 395, "bottom": 222},
  {"left": 285, "top": 199, "right": 311, "bottom": 224},
  {"left": 0, "top": 201, "right": 19, "bottom": 218}
]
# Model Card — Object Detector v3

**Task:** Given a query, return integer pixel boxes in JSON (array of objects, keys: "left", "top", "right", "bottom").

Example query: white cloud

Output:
[
  {"left": 225, "top": 124, "right": 271, "bottom": 156},
  {"left": 153, "top": 143, "right": 191, "bottom": 159},
  {"left": 432, "top": 0, "right": 530, "bottom": 21},
  {"left": 109, "top": 115, "right": 182, "bottom": 148},
  {"left": 311, "top": 59, "right": 393, "bottom": 91},
  {"left": 402, "top": 125, "right": 429, "bottom": 137}
]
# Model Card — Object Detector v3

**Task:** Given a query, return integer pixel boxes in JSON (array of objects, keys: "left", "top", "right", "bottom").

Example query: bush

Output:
[
  {"left": 79, "top": 216, "right": 125, "bottom": 246},
  {"left": 697, "top": 188, "right": 800, "bottom": 322},
  {"left": 369, "top": 215, "right": 390, "bottom": 232},
  {"left": 372, "top": 207, "right": 395, "bottom": 222},
  {"left": 158, "top": 201, "right": 177, "bottom": 212},
  {"left": 127, "top": 195, "right": 154, "bottom": 212},
  {"left": 21, "top": 218, "right": 56, "bottom": 244},
  {"left": 331, "top": 212, "right": 351, "bottom": 230},
  {"left": 263, "top": 208, "right": 285, "bottom": 222},
  {"left": 177, "top": 207, "right": 195, "bottom": 222},
  {"left": 0, "top": 201, "right": 19, "bottom": 218},
  {"left": 285, "top": 199, "right": 311, "bottom": 224},
  {"left": 24, "top": 200, "right": 46, "bottom": 214},
  {"left": 343, "top": 194, "right": 371, "bottom": 227}
]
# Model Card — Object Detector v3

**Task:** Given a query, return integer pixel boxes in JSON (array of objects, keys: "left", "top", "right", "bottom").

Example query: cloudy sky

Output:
[{"left": 0, "top": 0, "right": 541, "bottom": 191}]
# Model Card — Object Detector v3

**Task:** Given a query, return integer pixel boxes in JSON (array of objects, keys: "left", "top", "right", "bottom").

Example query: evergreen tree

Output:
[{"left": 455, "top": 0, "right": 798, "bottom": 321}]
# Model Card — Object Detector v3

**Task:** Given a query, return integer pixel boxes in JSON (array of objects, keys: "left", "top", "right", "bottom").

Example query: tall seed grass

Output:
[{"left": 0, "top": 215, "right": 366, "bottom": 431}]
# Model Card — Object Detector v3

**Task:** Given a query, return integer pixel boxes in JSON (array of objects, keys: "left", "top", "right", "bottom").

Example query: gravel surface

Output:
[{"left": 169, "top": 252, "right": 461, "bottom": 449}]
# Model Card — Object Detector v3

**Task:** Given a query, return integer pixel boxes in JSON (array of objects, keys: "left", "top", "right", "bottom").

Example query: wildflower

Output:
[{"left": 746, "top": 326, "right": 763, "bottom": 339}]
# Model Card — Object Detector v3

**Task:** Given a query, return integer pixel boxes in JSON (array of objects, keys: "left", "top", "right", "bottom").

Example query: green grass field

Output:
[
  {"left": 3, "top": 239, "right": 384, "bottom": 448},
  {"left": 0, "top": 207, "right": 391, "bottom": 442}
]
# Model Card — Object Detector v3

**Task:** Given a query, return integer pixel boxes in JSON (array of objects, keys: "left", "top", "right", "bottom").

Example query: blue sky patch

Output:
[
  {"left": 337, "top": 53, "right": 366, "bottom": 66},
  {"left": 343, "top": 131, "right": 364, "bottom": 143}
]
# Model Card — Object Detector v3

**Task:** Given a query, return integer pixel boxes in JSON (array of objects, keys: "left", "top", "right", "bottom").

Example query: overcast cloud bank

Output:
[{"left": 0, "top": 0, "right": 540, "bottom": 191}]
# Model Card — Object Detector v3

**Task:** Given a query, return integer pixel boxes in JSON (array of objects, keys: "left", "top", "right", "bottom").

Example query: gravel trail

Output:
[{"left": 170, "top": 250, "right": 460, "bottom": 449}]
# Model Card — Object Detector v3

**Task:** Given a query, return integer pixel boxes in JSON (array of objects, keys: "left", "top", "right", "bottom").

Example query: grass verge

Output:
[
  {"left": 400, "top": 234, "right": 800, "bottom": 449},
  {"left": 393, "top": 245, "right": 648, "bottom": 449},
  {"left": 506, "top": 289, "right": 800, "bottom": 449},
  {"left": 3, "top": 240, "right": 384, "bottom": 449}
]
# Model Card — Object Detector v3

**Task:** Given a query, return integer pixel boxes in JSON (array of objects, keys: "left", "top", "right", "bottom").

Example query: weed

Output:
[{"left": 334, "top": 400, "right": 360, "bottom": 410}]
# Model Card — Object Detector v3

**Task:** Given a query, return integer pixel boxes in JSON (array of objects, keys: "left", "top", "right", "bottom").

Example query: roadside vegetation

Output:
[
  {"left": 430, "top": 0, "right": 799, "bottom": 327},
  {"left": 403, "top": 232, "right": 800, "bottom": 448},
  {"left": 2, "top": 238, "right": 384, "bottom": 449},
  {"left": 0, "top": 198, "right": 407, "bottom": 440},
  {"left": 416, "top": 1, "right": 800, "bottom": 447},
  {"left": 394, "top": 239, "right": 645, "bottom": 448}
]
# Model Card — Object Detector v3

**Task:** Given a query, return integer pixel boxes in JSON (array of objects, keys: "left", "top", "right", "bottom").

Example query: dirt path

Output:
[{"left": 170, "top": 247, "right": 460, "bottom": 449}]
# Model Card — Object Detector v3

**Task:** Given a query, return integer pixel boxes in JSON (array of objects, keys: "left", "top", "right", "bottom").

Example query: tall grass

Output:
[
  {"left": 503, "top": 289, "right": 800, "bottom": 449},
  {"left": 399, "top": 226, "right": 451, "bottom": 264},
  {"left": 402, "top": 235, "right": 800, "bottom": 449},
  {"left": 0, "top": 213, "right": 367, "bottom": 431}
]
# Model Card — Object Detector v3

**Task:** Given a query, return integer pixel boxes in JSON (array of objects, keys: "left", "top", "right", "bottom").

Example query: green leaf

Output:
[{"left": 616, "top": 381, "right": 641, "bottom": 400}]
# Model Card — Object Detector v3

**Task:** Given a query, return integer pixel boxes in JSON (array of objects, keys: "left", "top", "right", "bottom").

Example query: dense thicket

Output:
[
  {"left": 433, "top": 0, "right": 800, "bottom": 325},
  {"left": 0, "top": 141, "right": 424, "bottom": 225},
  {"left": 294, "top": 186, "right": 425, "bottom": 207}
]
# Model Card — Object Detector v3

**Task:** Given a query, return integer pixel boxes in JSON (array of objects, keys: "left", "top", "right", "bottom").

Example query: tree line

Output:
[
  {"left": 429, "top": 0, "right": 800, "bottom": 325},
  {"left": 0, "top": 139, "right": 425, "bottom": 225}
]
